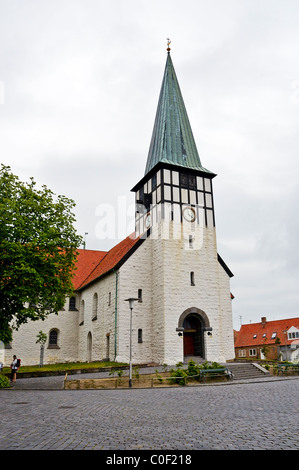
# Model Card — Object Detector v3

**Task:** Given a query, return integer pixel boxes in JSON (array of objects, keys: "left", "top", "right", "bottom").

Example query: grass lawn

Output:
[{"left": 2, "top": 361, "right": 128, "bottom": 375}]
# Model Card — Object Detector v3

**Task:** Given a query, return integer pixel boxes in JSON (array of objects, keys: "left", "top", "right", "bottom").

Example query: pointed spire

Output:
[{"left": 144, "top": 48, "right": 213, "bottom": 176}]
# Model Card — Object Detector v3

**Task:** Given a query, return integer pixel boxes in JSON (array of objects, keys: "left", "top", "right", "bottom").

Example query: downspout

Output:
[{"left": 113, "top": 269, "right": 118, "bottom": 361}]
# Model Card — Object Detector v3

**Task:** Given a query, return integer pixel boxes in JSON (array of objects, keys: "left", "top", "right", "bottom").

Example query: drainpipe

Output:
[{"left": 113, "top": 270, "right": 118, "bottom": 361}]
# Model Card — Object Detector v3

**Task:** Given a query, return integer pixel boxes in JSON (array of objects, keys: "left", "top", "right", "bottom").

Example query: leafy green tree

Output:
[{"left": 0, "top": 165, "right": 82, "bottom": 343}]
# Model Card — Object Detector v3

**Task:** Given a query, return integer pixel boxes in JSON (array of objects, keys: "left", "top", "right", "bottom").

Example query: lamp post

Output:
[
  {"left": 125, "top": 298, "right": 138, "bottom": 388},
  {"left": 283, "top": 330, "right": 288, "bottom": 362}
]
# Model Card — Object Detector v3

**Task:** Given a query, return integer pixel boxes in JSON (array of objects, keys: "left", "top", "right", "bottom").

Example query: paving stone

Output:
[{"left": 1, "top": 377, "right": 298, "bottom": 451}]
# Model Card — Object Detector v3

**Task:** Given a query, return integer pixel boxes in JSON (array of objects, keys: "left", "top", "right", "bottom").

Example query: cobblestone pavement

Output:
[{"left": 1, "top": 376, "right": 298, "bottom": 451}]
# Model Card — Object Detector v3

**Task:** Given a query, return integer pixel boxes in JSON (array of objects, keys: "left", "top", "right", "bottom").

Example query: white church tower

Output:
[{"left": 130, "top": 45, "right": 235, "bottom": 364}]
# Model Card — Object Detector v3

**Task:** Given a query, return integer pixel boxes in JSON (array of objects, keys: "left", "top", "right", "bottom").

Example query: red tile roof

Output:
[
  {"left": 72, "top": 233, "right": 142, "bottom": 290},
  {"left": 234, "top": 317, "right": 299, "bottom": 348},
  {"left": 72, "top": 249, "right": 107, "bottom": 290}
]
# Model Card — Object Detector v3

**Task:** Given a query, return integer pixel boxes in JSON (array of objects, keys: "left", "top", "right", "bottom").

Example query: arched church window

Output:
[
  {"left": 48, "top": 329, "right": 59, "bottom": 349},
  {"left": 79, "top": 300, "right": 84, "bottom": 325},
  {"left": 92, "top": 293, "right": 98, "bottom": 320}
]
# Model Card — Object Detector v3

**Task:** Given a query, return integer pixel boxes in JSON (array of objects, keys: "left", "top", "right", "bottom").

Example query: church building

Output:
[{"left": 5, "top": 47, "right": 235, "bottom": 366}]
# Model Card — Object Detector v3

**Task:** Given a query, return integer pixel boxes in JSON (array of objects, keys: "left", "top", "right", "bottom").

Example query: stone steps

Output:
[
  {"left": 222, "top": 362, "right": 269, "bottom": 380},
  {"left": 183, "top": 357, "right": 270, "bottom": 380}
]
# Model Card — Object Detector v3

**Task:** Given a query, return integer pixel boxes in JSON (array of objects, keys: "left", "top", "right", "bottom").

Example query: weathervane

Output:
[{"left": 166, "top": 38, "right": 171, "bottom": 52}]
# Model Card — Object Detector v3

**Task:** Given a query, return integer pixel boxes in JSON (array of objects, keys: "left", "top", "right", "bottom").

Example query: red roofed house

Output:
[
  {"left": 7, "top": 48, "right": 236, "bottom": 366},
  {"left": 234, "top": 317, "right": 299, "bottom": 362}
]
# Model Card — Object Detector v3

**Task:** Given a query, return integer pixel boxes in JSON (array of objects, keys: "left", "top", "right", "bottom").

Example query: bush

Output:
[
  {"left": 200, "top": 361, "right": 221, "bottom": 370},
  {"left": 187, "top": 360, "right": 200, "bottom": 376},
  {"left": 0, "top": 373, "right": 10, "bottom": 388},
  {"left": 168, "top": 367, "right": 187, "bottom": 386},
  {"left": 167, "top": 360, "right": 224, "bottom": 386}
]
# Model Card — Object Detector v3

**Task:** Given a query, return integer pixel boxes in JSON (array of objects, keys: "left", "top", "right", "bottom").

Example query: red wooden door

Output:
[{"left": 184, "top": 334, "right": 194, "bottom": 356}]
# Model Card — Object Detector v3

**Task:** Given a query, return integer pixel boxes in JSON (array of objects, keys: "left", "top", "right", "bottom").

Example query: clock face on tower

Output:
[
  {"left": 145, "top": 213, "right": 151, "bottom": 228},
  {"left": 183, "top": 207, "right": 196, "bottom": 222}
]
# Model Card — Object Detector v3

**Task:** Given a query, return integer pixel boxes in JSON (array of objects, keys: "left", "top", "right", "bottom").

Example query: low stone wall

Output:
[
  {"left": 64, "top": 374, "right": 171, "bottom": 390},
  {"left": 63, "top": 372, "right": 229, "bottom": 389}
]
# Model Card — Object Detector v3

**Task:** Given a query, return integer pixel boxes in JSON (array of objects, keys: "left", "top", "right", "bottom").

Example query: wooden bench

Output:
[
  {"left": 199, "top": 368, "right": 233, "bottom": 383},
  {"left": 277, "top": 364, "right": 299, "bottom": 376}
]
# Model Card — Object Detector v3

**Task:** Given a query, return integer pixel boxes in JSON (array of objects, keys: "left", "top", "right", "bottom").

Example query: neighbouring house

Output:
[{"left": 234, "top": 317, "right": 299, "bottom": 362}]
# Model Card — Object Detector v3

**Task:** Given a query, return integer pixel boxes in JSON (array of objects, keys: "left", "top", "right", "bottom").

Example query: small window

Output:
[
  {"left": 189, "top": 175, "right": 196, "bottom": 189},
  {"left": 271, "top": 332, "right": 277, "bottom": 339},
  {"left": 138, "top": 329, "right": 143, "bottom": 343},
  {"left": 48, "top": 329, "right": 59, "bottom": 349},
  {"left": 262, "top": 333, "right": 266, "bottom": 338},
  {"left": 108, "top": 292, "right": 111, "bottom": 306},
  {"left": 138, "top": 289, "right": 143, "bottom": 303},
  {"left": 189, "top": 235, "right": 194, "bottom": 249},
  {"left": 288, "top": 331, "right": 298, "bottom": 339},
  {"left": 249, "top": 349, "right": 256, "bottom": 356},
  {"left": 253, "top": 334, "right": 257, "bottom": 338},
  {"left": 190, "top": 272, "right": 195, "bottom": 286},
  {"left": 69, "top": 296, "right": 77, "bottom": 311},
  {"left": 180, "top": 173, "right": 188, "bottom": 188},
  {"left": 152, "top": 174, "right": 157, "bottom": 190}
]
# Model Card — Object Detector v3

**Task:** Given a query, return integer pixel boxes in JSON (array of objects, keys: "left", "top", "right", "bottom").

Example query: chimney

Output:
[{"left": 261, "top": 317, "right": 267, "bottom": 326}]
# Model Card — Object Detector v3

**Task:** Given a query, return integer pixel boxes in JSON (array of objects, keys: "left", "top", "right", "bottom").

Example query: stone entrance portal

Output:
[{"left": 178, "top": 308, "right": 210, "bottom": 360}]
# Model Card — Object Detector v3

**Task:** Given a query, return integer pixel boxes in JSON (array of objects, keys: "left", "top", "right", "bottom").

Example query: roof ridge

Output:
[{"left": 240, "top": 317, "right": 299, "bottom": 328}]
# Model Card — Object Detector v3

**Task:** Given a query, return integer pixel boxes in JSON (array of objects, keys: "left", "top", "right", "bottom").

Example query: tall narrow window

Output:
[
  {"left": 190, "top": 272, "right": 195, "bottom": 286},
  {"left": 138, "top": 329, "right": 143, "bottom": 343},
  {"left": 138, "top": 289, "right": 143, "bottom": 303},
  {"left": 92, "top": 293, "right": 98, "bottom": 320},
  {"left": 79, "top": 300, "right": 85, "bottom": 325},
  {"left": 189, "top": 235, "right": 194, "bottom": 249}
]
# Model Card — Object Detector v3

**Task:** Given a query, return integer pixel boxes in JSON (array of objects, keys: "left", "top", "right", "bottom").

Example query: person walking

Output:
[{"left": 10, "top": 355, "right": 18, "bottom": 383}]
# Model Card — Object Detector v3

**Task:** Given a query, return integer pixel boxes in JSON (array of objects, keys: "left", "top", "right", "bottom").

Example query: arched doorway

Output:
[
  {"left": 183, "top": 314, "right": 203, "bottom": 357},
  {"left": 178, "top": 308, "right": 210, "bottom": 360}
]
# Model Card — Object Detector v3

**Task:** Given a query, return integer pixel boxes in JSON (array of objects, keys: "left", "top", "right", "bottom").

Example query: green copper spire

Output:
[{"left": 145, "top": 50, "right": 212, "bottom": 176}]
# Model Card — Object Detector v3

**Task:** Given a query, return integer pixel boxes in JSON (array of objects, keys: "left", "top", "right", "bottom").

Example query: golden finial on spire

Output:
[{"left": 166, "top": 38, "right": 171, "bottom": 52}]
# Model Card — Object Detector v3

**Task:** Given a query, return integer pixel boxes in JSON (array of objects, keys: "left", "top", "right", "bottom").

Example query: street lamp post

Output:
[
  {"left": 283, "top": 330, "right": 288, "bottom": 362},
  {"left": 125, "top": 298, "right": 138, "bottom": 388}
]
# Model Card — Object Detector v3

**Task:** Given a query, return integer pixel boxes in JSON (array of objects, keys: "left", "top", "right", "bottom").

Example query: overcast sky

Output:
[{"left": 1, "top": 0, "right": 299, "bottom": 330}]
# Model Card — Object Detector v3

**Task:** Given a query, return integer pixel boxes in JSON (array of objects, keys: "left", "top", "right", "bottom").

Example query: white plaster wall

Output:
[
  {"left": 5, "top": 297, "right": 79, "bottom": 366},
  {"left": 77, "top": 272, "right": 116, "bottom": 363},
  {"left": 150, "top": 220, "right": 235, "bottom": 365},
  {"left": 116, "top": 240, "right": 154, "bottom": 365}
]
